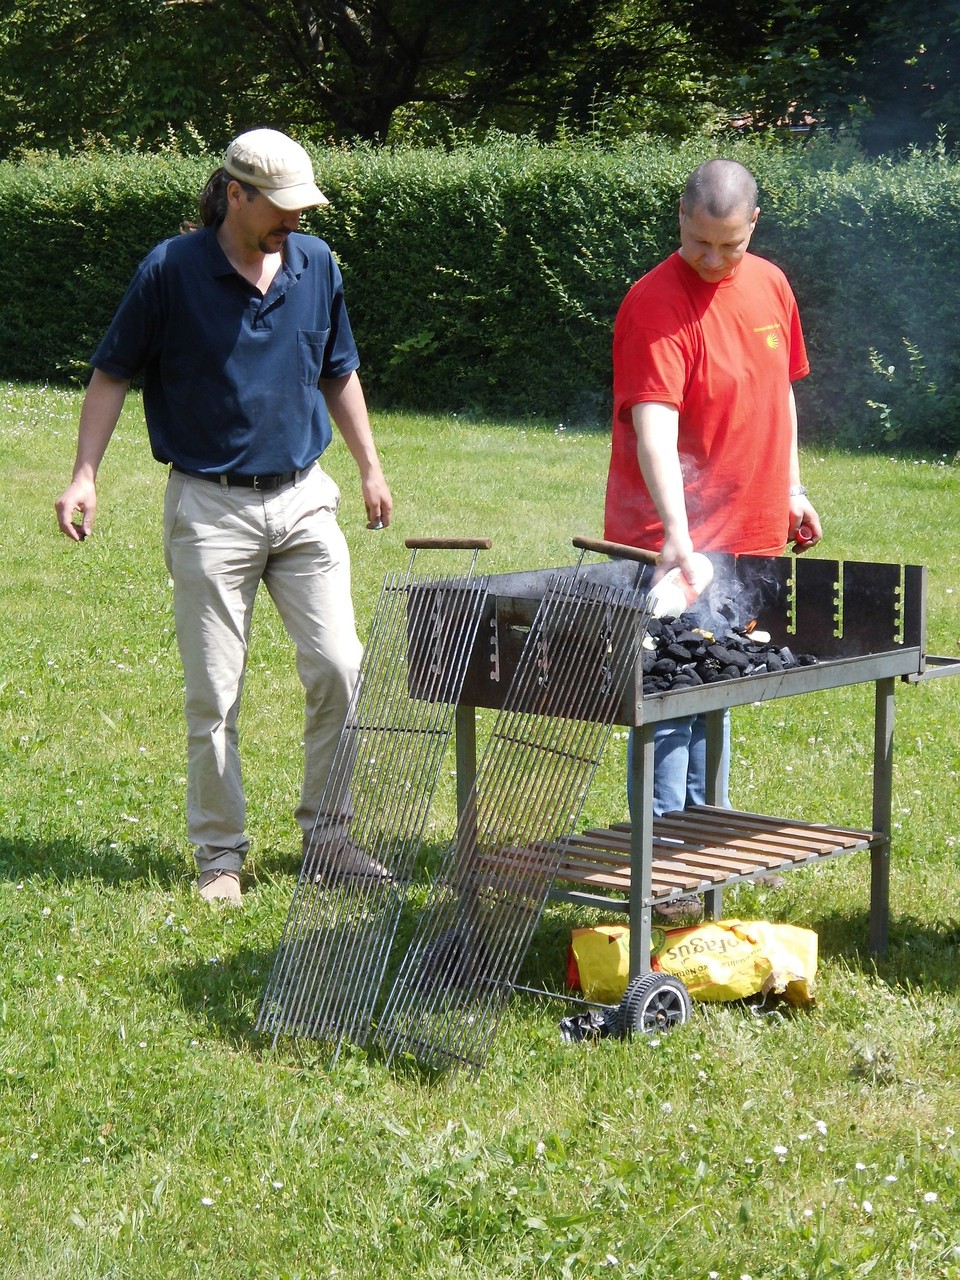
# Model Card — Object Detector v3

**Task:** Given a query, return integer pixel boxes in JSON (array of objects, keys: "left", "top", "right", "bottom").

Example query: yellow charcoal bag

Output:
[
  {"left": 652, "top": 919, "right": 818, "bottom": 1004},
  {"left": 568, "top": 920, "right": 817, "bottom": 1005},
  {"left": 567, "top": 924, "right": 630, "bottom": 1003}
]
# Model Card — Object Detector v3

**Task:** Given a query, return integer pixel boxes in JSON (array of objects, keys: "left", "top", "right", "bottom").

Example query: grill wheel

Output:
[{"left": 617, "top": 972, "right": 693, "bottom": 1038}]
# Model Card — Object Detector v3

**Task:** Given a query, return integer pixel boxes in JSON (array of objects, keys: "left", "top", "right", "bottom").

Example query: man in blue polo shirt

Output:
[{"left": 55, "top": 128, "right": 393, "bottom": 904}]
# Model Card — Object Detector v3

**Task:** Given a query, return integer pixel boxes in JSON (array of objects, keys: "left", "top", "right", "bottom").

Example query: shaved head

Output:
[
  {"left": 683, "top": 159, "right": 758, "bottom": 221},
  {"left": 677, "top": 159, "right": 760, "bottom": 281}
]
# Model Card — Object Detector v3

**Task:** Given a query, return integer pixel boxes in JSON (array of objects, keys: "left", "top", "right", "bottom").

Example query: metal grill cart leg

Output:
[
  {"left": 256, "top": 538, "right": 491, "bottom": 1059},
  {"left": 373, "top": 572, "right": 650, "bottom": 1075}
]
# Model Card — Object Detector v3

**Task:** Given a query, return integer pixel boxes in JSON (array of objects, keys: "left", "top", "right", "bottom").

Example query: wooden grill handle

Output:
[
  {"left": 572, "top": 535, "right": 659, "bottom": 565},
  {"left": 404, "top": 536, "right": 493, "bottom": 551}
]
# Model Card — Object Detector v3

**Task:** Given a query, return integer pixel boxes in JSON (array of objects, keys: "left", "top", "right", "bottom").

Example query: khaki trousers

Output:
[{"left": 163, "top": 465, "right": 362, "bottom": 875}]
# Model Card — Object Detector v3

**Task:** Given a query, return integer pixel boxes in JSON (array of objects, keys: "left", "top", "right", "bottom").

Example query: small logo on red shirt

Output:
[{"left": 753, "top": 322, "right": 782, "bottom": 351}]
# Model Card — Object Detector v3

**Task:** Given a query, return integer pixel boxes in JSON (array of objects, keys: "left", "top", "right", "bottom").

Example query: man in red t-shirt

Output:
[{"left": 604, "top": 159, "right": 821, "bottom": 873}]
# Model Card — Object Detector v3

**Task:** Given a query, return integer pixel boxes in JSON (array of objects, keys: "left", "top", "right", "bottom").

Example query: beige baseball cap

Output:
[{"left": 223, "top": 128, "right": 329, "bottom": 211}]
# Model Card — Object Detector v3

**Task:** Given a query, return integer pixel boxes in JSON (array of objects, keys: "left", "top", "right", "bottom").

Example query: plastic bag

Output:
[
  {"left": 568, "top": 919, "right": 817, "bottom": 1006},
  {"left": 651, "top": 919, "right": 817, "bottom": 1005},
  {"left": 567, "top": 924, "right": 630, "bottom": 1003}
]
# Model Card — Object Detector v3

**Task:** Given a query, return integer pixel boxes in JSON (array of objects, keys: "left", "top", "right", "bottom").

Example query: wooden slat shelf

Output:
[{"left": 544, "top": 804, "right": 884, "bottom": 907}]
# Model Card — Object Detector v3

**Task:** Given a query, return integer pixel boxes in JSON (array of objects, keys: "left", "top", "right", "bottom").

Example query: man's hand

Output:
[
  {"left": 656, "top": 531, "right": 704, "bottom": 589},
  {"left": 55, "top": 478, "right": 97, "bottom": 540},
  {"left": 361, "top": 469, "right": 393, "bottom": 530},
  {"left": 788, "top": 498, "right": 822, "bottom": 554}
]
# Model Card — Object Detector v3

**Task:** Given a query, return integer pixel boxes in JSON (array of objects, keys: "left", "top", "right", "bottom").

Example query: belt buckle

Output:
[{"left": 252, "top": 475, "right": 263, "bottom": 491}]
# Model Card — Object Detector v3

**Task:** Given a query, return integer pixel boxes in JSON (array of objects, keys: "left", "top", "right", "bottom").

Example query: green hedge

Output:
[{"left": 2, "top": 137, "right": 959, "bottom": 449}]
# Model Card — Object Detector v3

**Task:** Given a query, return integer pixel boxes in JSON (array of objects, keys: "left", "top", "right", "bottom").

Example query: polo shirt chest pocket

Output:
[{"left": 298, "top": 329, "right": 331, "bottom": 385}]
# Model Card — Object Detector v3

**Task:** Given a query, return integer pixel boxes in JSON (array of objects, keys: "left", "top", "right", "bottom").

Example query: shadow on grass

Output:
[
  {"left": 160, "top": 879, "right": 577, "bottom": 1071},
  {"left": 162, "top": 941, "right": 455, "bottom": 1077},
  {"left": 160, "top": 878, "right": 446, "bottom": 1057},
  {"left": 159, "top": 944, "right": 280, "bottom": 1052},
  {"left": 523, "top": 899, "right": 960, "bottom": 1009},
  {"left": 65, "top": 825, "right": 955, "bottom": 1059},
  {"left": 152, "top": 900, "right": 960, "bottom": 1072},
  {"left": 808, "top": 905, "right": 960, "bottom": 994},
  {"left": 0, "top": 833, "right": 185, "bottom": 889}
]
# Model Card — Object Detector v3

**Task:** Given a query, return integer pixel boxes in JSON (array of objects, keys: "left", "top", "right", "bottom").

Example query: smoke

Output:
[{"left": 679, "top": 553, "right": 788, "bottom": 638}]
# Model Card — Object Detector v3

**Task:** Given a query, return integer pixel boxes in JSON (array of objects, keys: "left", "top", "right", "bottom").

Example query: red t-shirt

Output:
[{"left": 603, "top": 250, "right": 809, "bottom": 556}]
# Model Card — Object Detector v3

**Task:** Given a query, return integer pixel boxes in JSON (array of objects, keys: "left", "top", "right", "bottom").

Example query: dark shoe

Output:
[
  {"left": 652, "top": 896, "right": 704, "bottom": 925},
  {"left": 197, "top": 869, "right": 243, "bottom": 905},
  {"left": 306, "top": 836, "right": 392, "bottom": 885}
]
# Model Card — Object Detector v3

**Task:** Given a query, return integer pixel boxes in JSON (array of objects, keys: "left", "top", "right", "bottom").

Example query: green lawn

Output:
[{"left": 2, "top": 381, "right": 960, "bottom": 1278}]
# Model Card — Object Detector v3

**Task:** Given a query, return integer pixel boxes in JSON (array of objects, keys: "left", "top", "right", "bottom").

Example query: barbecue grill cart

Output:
[
  {"left": 450, "top": 537, "right": 956, "bottom": 986},
  {"left": 260, "top": 536, "right": 958, "bottom": 1073}
]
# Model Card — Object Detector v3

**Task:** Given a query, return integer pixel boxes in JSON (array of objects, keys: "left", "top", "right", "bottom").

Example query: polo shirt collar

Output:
[{"left": 202, "top": 224, "right": 309, "bottom": 286}]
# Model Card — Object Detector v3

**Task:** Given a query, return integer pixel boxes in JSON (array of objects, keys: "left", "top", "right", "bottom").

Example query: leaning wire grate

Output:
[
  {"left": 256, "top": 539, "right": 491, "bottom": 1060},
  {"left": 373, "top": 572, "right": 651, "bottom": 1074}
]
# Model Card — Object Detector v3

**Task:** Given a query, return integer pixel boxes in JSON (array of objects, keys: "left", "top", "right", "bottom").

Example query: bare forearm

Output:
[
  {"left": 635, "top": 423, "right": 687, "bottom": 538},
  {"left": 321, "top": 370, "right": 393, "bottom": 528},
  {"left": 787, "top": 386, "right": 801, "bottom": 492},
  {"left": 74, "top": 370, "right": 129, "bottom": 476},
  {"left": 631, "top": 401, "right": 696, "bottom": 576},
  {"left": 55, "top": 369, "right": 130, "bottom": 539},
  {"left": 786, "top": 384, "right": 822, "bottom": 550},
  {"left": 322, "top": 371, "right": 380, "bottom": 474}
]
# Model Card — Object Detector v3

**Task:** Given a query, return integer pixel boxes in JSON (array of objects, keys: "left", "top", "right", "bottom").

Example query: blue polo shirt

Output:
[{"left": 92, "top": 226, "right": 360, "bottom": 474}]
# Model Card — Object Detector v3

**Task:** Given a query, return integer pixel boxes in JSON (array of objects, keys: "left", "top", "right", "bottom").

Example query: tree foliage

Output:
[
  {"left": 699, "top": 0, "right": 960, "bottom": 151},
  {"left": 0, "top": 0, "right": 241, "bottom": 151},
  {"left": 0, "top": 0, "right": 723, "bottom": 155},
  {"left": 0, "top": 0, "right": 957, "bottom": 156}
]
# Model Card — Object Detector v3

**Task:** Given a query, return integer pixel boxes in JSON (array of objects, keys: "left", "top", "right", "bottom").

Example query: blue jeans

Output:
[{"left": 628, "top": 712, "right": 731, "bottom": 817}]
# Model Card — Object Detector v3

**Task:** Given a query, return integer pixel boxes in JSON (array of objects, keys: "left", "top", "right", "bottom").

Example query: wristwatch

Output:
[{"left": 789, "top": 483, "right": 808, "bottom": 497}]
